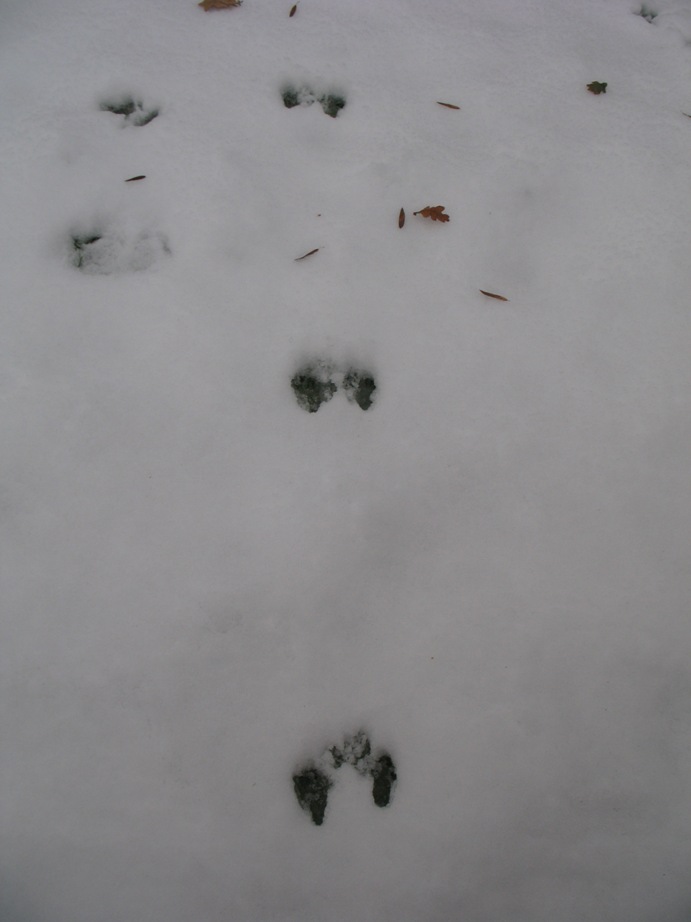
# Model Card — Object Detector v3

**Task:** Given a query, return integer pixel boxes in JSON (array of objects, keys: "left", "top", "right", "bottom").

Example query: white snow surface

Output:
[{"left": 2, "top": 0, "right": 691, "bottom": 919}]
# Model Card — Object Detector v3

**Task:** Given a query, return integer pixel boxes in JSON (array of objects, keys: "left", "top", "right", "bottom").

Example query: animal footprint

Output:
[
  {"left": 69, "top": 226, "right": 170, "bottom": 274},
  {"left": 342, "top": 369, "right": 376, "bottom": 411},
  {"left": 291, "top": 362, "right": 376, "bottom": 412},
  {"left": 99, "top": 95, "right": 159, "bottom": 127},
  {"left": 292, "top": 765, "right": 332, "bottom": 826},
  {"left": 290, "top": 362, "right": 337, "bottom": 413},
  {"left": 371, "top": 753, "right": 397, "bottom": 808},
  {"left": 293, "top": 730, "right": 397, "bottom": 825},
  {"left": 281, "top": 84, "right": 346, "bottom": 118},
  {"left": 635, "top": 4, "right": 657, "bottom": 22}
]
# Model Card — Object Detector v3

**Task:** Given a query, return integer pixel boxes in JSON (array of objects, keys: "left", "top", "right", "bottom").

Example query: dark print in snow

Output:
[
  {"left": 70, "top": 227, "right": 171, "bottom": 274},
  {"left": 291, "top": 361, "right": 338, "bottom": 413},
  {"left": 99, "top": 95, "right": 159, "bottom": 126},
  {"left": 293, "top": 730, "right": 397, "bottom": 825},
  {"left": 291, "top": 362, "right": 376, "bottom": 413},
  {"left": 281, "top": 84, "right": 346, "bottom": 118}
]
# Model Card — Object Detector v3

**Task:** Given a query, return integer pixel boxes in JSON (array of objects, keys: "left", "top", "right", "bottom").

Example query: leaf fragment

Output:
[
  {"left": 413, "top": 205, "right": 449, "bottom": 223},
  {"left": 125, "top": 175, "right": 146, "bottom": 182},
  {"left": 479, "top": 290, "right": 509, "bottom": 301},
  {"left": 295, "top": 248, "right": 319, "bottom": 261},
  {"left": 289, "top": 3, "right": 298, "bottom": 15},
  {"left": 198, "top": 0, "right": 242, "bottom": 10},
  {"left": 436, "top": 101, "right": 460, "bottom": 110},
  {"left": 587, "top": 81, "right": 607, "bottom": 95},
  {"left": 398, "top": 208, "right": 405, "bottom": 228}
]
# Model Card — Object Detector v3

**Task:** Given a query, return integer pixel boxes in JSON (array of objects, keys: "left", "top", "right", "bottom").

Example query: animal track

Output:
[
  {"left": 291, "top": 361, "right": 338, "bottom": 413},
  {"left": 99, "top": 95, "right": 159, "bottom": 126},
  {"left": 69, "top": 226, "right": 171, "bottom": 274},
  {"left": 281, "top": 85, "right": 346, "bottom": 118},
  {"left": 293, "top": 730, "right": 397, "bottom": 825},
  {"left": 636, "top": 4, "right": 657, "bottom": 22},
  {"left": 371, "top": 754, "right": 397, "bottom": 808},
  {"left": 293, "top": 766, "right": 332, "bottom": 826},
  {"left": 291, "top": 362, "right": 376, "bottom": 412},
  {"left": 342, "top": 369, "right": 376, "bottom": 411}
]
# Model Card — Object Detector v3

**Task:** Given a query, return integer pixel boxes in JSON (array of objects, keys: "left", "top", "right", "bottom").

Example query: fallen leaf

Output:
[
  {"left": 413, "top": 205, "right": 449, "bottom": 223},
  {"left": 479, "top": 290, "right": 509, "bottom": 301},
  {"left": 436, "top": 101, "right": 460, "bottom": 110},
  {"left": 199, "top": 0, "right": 242, "bottom": 9},
  {"left": 398, "top": 208, "right": 405, "bottom": 228},
  {"left": 289, "top": 3, "right": 297, "bottom": 15},
  {"left": 295, "top": 248, "right": 319, "bottom": 261},
  {"left": 587, "top": 81, "right": 607, "bottom": 95},
  {"left": 125, "top": 175, "right": 146, "bottom": 182}
]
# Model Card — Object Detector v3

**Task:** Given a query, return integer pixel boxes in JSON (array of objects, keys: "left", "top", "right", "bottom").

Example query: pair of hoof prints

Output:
[
  {"left": 69, "top": 96, "right": 166, "bottom": 274},
  {"left": 282, "top": 85, "right": 346, "bottom": 118},
  {"left": 291, "top": 363, "right": 376, "bottom": 413},
  {"left": 293, "top": 730, "right": 397, "bottom": 825},
  {"left": 99, "top": 95, "right": 159, "bottom": 127}
]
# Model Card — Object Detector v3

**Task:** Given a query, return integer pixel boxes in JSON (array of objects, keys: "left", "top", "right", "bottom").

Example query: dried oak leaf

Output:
[
  {"left": 587, "top": 81, "right": 607, "bottom": 95},
  {"left": 398, "top": 208, "right": 405, "bottom": 228},
  {"left": 199, "top": 0, "right": 242, "bottom": 10},
  {"left": 413, "top": 205, "right": 449, "bottom": 223},
  {"left": 479, "top": 290, "right": 509, "bottom": 301}
]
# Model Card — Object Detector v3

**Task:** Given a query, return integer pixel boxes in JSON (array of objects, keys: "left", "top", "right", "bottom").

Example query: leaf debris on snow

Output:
[
  {"left": 413, "top": 205, "right": 449, "bottom": 223},
  {"left": 289, "top": 3, "right": 298, "bottom": 16},
  {"left": 436, "top": 101, "right": 460, "bottom": 109},
  {"left": 479, "top": 290, "right": 509, "bottom": 301},
  {"left": 398, "top": 208, "right": 405, "bottom": 228},
  {"left": 587, "top": 81, "right": 607, "bottom": 95},
  {"left": 125, "top": 175, "right": 146, "bottom": 182}
]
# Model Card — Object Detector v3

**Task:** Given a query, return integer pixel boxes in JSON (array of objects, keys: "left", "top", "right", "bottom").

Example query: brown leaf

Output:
[
  {"left": 436, "top": 101, "right": 460, "bottom": 110},
  {"left": 413, "top": 205, "right": 449, "bottom": 223},
  {"left": 125, "top": 175, "right": 146, "bottom": 182},
  {"left": 479, "top": 290, "right": 509, "bottom": 302},
  {"left": 295, "top": 248, "right": 319, "bottom": 261},
  {"left": 289, "top": 3, "right": 298, "bottom": 15},
  {"left": 199, "top": 0, "right": 242, "bottom": 10},
  {"left": 398, "top": 208, "right": 405, "bottom": 228},
  {"left": 586, "top": 81, "right": 607, "bottom": 95}
]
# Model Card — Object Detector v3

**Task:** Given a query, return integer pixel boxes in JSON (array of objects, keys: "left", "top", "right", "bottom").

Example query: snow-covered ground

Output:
[{"left": 2, "top": 0, "right": 691, "bottom": 919}]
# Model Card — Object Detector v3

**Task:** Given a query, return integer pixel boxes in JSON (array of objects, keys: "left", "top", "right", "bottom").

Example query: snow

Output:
[{"left": 1, "top": 0, "right": 691, "bottom": 919}]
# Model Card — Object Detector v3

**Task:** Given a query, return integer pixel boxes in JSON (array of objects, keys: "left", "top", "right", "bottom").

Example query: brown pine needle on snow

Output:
[
  {"left": 295, "top": 248, "right": 319, "bottom": 261},
  {"left": 479, "top": 290, "right": 509, "bottom": 302}
]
